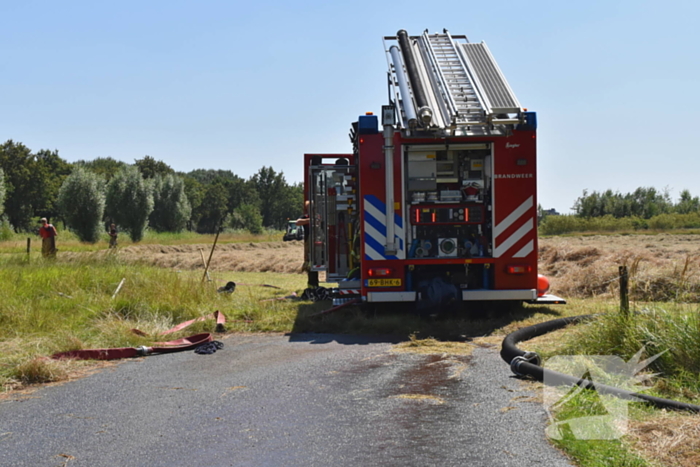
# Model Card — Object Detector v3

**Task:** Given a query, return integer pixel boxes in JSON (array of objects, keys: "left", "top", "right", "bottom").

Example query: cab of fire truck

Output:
[{"left": 304, "top": 29, "right": 565, "bottom": 309}]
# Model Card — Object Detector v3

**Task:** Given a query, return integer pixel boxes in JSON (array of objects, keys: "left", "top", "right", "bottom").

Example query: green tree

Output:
[
  {"left": 230, "top": 203, "right": 263, "bottom": 234},
  {"left": 0, "top": 168, "right": 5, "bottom": 218},
  {"left": 185, "top": 169, "right": 259, "bottom": 218},
  {"left": 186, "top": 169, "right": 237, "bottom": 185},
  {"left": 674, "top": 189, "right": 700, "bottom": 214},
  {"left": 135, "top": 156, "right": 174, "bottom": 179},
  {"left": 181, "top": 175, "right": 205, "bottom": 230},
  {"left": 251, "top": 166, "right": 294, "bottom": 229},
  {"left": 574, "top": 187, "right": 673, "bottom": 220},
  {"left": 149, "top": 174, "right": 191, "bottom": 232},
  {"left": 281, "top": 182, "right": 304, "bottom": 223},
  {"left": 193, "top": 183, "right": 229, "bottom": 233},
  {"left": 57, "top": 167, "right": 105, "bottom": 243},
  {"left": 628, "top": 187, "right": 671, "bottom": 218},
  {"left": 0, "top": 140, "right": 39, "bottom": 230},
  {"left": 105, "top": 166, "right": 154, "bottom": 242},
  {"left": 74, "top": 157, "right": 127, "bottom": 182},
  {"left": 219, "top": 176, "right": 260, "bottom": 214},
  {"left": 33, "top": 149, "right": 73, "bottom": 220},
  {"left": 573, "top": 189, "right": 603, "bottom": 217},
  {"left": 0, "top": 141, "right": 70, "bottom": 231}
]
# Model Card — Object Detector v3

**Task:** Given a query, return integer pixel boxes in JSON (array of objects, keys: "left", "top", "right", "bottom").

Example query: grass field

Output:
[
  {"left": 0, "top": 228, "right": 284, "bottom": 253},
  {"left": 0, "top": 255, "right": 308, "bottom": 391}
]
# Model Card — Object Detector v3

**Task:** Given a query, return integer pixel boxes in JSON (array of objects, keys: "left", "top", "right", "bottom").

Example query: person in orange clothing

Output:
[{"left": 38, "top": 217, "right": 58, "bottom": 258}]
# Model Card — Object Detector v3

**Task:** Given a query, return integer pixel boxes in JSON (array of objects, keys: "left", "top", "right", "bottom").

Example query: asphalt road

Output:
[{"left": 0, "top": 334, "right": 572, "bottom": 467}]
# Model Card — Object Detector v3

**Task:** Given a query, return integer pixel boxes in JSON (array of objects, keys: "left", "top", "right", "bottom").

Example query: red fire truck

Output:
[{"left": 304, "top": 29, "right": 564, "bottom": 310}]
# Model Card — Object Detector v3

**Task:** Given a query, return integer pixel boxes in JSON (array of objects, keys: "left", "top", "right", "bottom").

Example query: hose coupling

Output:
[
  {"left": 510, "top": 351, "right": 541, "bottom": 377},
  {"left": 135, "top": 346, "right": 151, "bottom": 357},
  {"left": 522, "top": 351, "right": 541, "bottom": 366}
]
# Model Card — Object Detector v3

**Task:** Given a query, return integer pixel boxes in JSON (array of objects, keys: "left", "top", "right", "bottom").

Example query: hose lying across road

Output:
[{"left": 500, "top": 315, "right": 700, "bottom": 413}]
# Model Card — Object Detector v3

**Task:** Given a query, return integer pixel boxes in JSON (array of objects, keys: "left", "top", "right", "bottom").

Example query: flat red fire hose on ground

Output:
[{"left": 51, "top": 311, "right": 226, "bottom": 361}]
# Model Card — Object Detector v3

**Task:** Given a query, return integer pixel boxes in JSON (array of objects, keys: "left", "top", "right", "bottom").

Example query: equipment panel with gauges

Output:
[
  {"left": 405, "top": 144, "right": 490, "bottom": 260},
  {"left": 410, "top": 204, "right": 484, "bottom": 225},
  {"left": 408, "top": 201, "right": 486, "bottom": 259}
]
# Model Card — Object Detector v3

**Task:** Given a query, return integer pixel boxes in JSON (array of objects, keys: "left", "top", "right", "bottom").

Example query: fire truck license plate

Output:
[{"left": 368, "top": 279, "right": 402, "bottom": 287}]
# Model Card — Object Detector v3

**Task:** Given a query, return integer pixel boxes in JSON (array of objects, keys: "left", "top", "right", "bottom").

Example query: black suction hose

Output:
[
  {"left": 397, "top": 29, "right": 429, "bottom": 110},
  {"left": 500, "top": 315, "right": 700, "bottom": 413}
]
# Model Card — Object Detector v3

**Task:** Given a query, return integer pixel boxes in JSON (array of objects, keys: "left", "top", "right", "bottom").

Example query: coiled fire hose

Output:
[{"left": 500, "top": 315, "right": 700, "bottom": 413}]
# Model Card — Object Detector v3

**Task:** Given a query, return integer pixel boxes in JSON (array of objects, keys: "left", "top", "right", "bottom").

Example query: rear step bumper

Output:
[
  {"left": 335, "top": 290, "right": 566, "bottom": 304},
  {"left": 361, "top": 289, "right": 548, "bottom": 303},
  {"left": 527, "top": 294, "right": 567, "bottom": 305}
]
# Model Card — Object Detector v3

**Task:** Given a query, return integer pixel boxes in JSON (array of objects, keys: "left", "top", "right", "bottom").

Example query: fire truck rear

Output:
[{"left": 304, "top": 29, "right": 565, "bottom": 310}]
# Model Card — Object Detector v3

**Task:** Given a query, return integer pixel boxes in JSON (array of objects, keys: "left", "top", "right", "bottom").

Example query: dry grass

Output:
[
  {"left": 49, "top": 234, "right": 700, "bottom": 302},
  {"left": 519, "top": 327, "right": 575, "bottom": 357},
  {"left": 629, "top": 414, "right": 700, "bottom": 467},
  {"left": 539, "top": 234, "right": 700, "bottom": 301},
  {"left": 0, "top": 358, "right": 120, "bottom": 398},
  {"left": 60, "top": 241, "right": 306, "bottom": 274},
  {"left": 391, "top": 393, "right": 446, "bottom": 404},
  {"left": 392, "top": 335, "right": 476, "bottom": 356},
  {"left": 14, "top": 358, "right": 68, "bottom": 384}
]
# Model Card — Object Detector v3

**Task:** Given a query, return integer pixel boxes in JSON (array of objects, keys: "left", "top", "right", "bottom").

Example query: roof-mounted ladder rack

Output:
[
  {"left": 384, "top": 29, "right": 523, "bottom": 134},
  {"left": 421, "top": 30, "right": 487, "bottom": 126}
]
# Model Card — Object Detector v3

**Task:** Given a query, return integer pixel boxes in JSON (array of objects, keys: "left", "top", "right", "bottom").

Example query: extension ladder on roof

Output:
[{"left": 422, "top": 31, "right": 486, "bottom": 125}]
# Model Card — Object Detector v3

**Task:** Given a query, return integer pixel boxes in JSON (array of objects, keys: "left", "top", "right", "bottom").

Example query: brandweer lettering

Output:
[{"left": 494, "top": 173, "right": 534, "bottom": 179}]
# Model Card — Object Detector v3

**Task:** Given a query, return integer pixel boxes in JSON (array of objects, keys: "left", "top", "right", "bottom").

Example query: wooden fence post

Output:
[
  {"left": 199, "top": 248, "right": 212, "bottom": 282},
  {"left": 26, "top": 238, "right": 31, "bottom": 262},
  {"left": 202, "top": 228, "right": 221, "bottom": 283},
  {"left": 619, "top": 265, "right": 629, "bottom": 316}
]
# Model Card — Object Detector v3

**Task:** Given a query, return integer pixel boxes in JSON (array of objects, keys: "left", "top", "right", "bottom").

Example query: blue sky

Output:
[{"left": 2, "top": 0, "right": 698, "bottom": 213}]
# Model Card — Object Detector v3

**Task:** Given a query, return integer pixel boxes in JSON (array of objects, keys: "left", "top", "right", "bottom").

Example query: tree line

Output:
[
  {"left": 537, "top": 187, "right": 700, "bottom": 235},
  {"left": 0, "top": 140, "right": 304, "bottom": 241},
  {"left": 571, "top": 187, "right": 700, "bottom": 218}
]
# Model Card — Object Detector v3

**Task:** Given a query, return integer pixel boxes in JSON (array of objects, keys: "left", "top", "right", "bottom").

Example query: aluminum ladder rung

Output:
[{"left": 423, "top": 33, "right": 485, "bottom": 122}]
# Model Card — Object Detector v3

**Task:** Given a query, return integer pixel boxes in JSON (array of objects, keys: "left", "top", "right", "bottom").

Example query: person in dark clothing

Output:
[
  {"left": 108, "top": 223, "right": 118, "bottom": 248},
  {"left": 296, "top": 201, "right": 319, "bottom": 288}
]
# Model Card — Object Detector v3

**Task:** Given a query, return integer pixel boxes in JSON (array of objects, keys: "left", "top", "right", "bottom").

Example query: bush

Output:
[
  {"left": 0, "top": 216, "right": 13, "bottom": 241},
  {"left": 587, "top": 215, "right": 635, "bottom": 232},
  {"left": 539, "top": 215, "right": 586, "bottom": 235},
  {"left": 539, "top": 213, "right": 700, "bottom": 235},
  {"left": 647, "top": 212, "right": 700, "bottom": 230}
]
